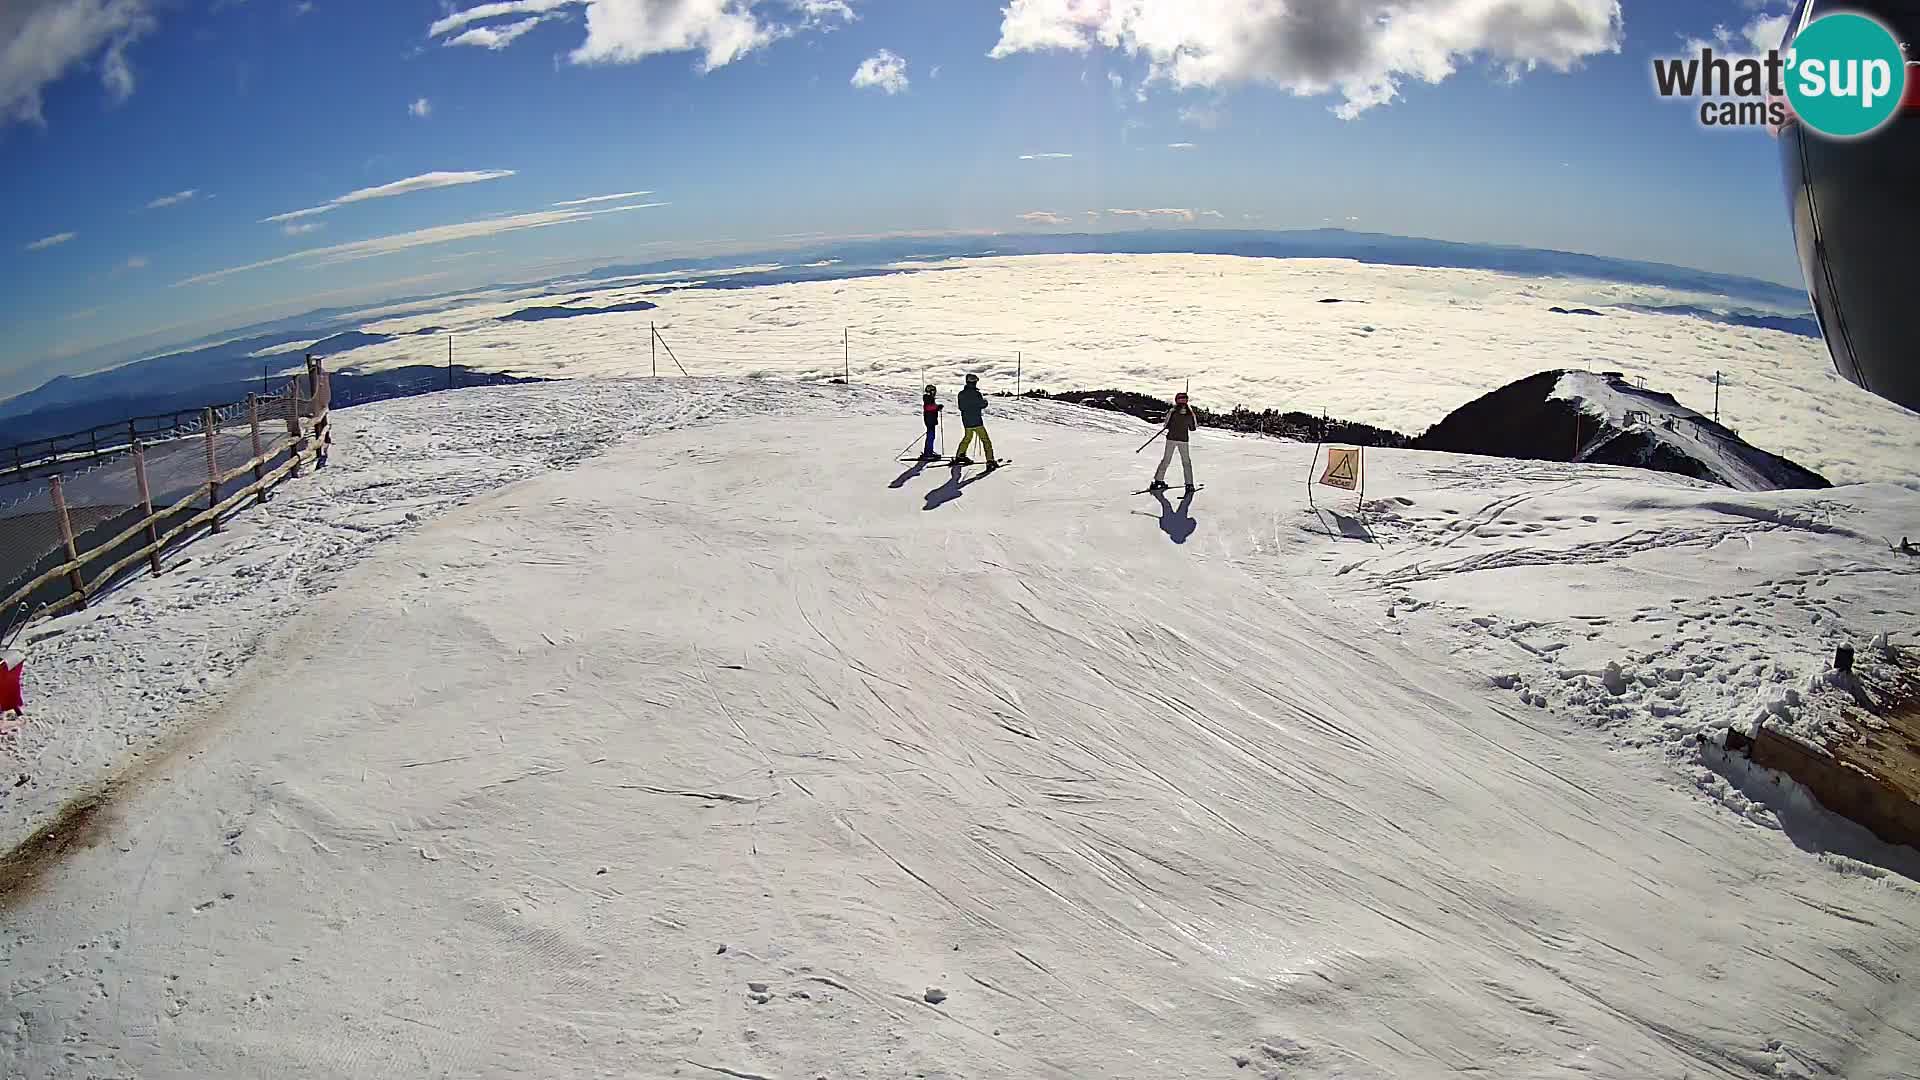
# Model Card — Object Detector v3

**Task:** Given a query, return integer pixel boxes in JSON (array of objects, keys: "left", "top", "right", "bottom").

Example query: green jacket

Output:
[{"left": 958, "top": 386, "right": 988, "bottom": 427}]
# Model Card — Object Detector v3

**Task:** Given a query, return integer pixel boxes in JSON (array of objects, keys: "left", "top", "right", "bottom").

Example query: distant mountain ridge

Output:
[{"left": 580, "top": 228, "right": 1810, "bottom": 311}]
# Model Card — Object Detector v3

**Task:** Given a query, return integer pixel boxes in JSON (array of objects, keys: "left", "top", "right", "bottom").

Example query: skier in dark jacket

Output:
[
  {"left": 919, "top": 385, "right": 943, "bottom": 460},
  {"left": 954, "top": 373, "right": 997, "bottom": 467},
  {"left": 1149, "top": 391, "right": 1199, "bottom": 491}
]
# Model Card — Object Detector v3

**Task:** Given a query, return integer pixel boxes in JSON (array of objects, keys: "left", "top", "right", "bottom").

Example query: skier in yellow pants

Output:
[{"left": 954, "top": 373, "right": 998, "bottom": 467}]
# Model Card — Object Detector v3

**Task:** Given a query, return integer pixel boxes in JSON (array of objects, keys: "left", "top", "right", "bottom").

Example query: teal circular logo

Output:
[{"left": 1785, "top": 12, "right": 1908, "bottom": 138}]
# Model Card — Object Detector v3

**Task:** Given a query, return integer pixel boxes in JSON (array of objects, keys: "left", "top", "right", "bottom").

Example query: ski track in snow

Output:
[{"left": 2, "top": 377, "right": 1918, "bottom": 1080}]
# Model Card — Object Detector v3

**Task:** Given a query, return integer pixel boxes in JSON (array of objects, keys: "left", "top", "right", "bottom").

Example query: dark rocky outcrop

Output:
[{"left": 1017, "top": 389, "right": 1414, "bottom": 449}]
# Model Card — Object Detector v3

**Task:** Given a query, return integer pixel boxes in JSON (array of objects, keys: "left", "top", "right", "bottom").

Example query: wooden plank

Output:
[
  {"left": 134, "top": 441, "right": 163, "bottom": 574},
  {"left": 218, "top": 445, "right": 282, "bottom": 488},
  {"left": 0, "top": 497, "right": 195, "bottom": 615},
  {"left": 48, "top": 476, "right": 86, "bottom": 610},
  {"left": 81, "top": 450, "right": 312, "bottom": 602},
  {"left": 204, "top": 408, "right": 221, "bottom": 535},
  {"left": 249, "top": 395, "right": 265, "bottom": 505},
  {"left": 0, "top": 447, "right": 306, "bottom": 617}
]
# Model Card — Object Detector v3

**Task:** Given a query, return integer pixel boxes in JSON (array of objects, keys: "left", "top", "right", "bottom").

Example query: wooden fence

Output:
[{"left": 0, "top": 359, "right": 331, "bottom": 635}]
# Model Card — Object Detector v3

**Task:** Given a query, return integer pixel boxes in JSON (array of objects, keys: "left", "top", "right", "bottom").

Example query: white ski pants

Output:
[{"left": 1154, "top": 439, "right": 1193, "bottom": 485}]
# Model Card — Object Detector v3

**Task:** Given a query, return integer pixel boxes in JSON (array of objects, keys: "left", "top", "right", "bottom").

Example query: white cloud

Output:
[
  {"left": 261, "top": 169, "right": 515, "bottom": 224},
  {"left": 1019, "top": 152, "right": 1072, "bottom": 160},
  {"left": 427, "top": 0, "right": 852, "bottom": 73},
  {"left": 928, "top": 64, "right": 941, "bottom": 79},
  {"left": 1017, "top": 210, "right": 1072, "bottom": 226},
  {"left": 1682, "top": 11, "right": 1791, "bottom": 65},
  {"left": 789, "top": 0, "right": 852, "bottom": 27},
  {"left": 145, "top": 188, "right": 196, "bottom": 209},
  {"left": 178, "top": 200, "right": 668, "bottom": 287},
  {"left": 987, "top": 0, "right": 1624, "bottom": 119},
  {"left": 1, "top": 0, "right": 159, "bottom": 127},
  {"left": 552, "top": 190, "right": 655, "bottom": 206},
  {"left": 410, "top": 96, "right": 432, "bottom": 117},
  {"left": 447, "top": 15, "right": 551, "bottom": 49},
  {"left": 24, "top": 231, "right": 76, "bottom": 251},
  {"left": 294, "top": 1, "right": 314, "bottom": 14},
  {"left": 282, "top": 222, "right": 323, "bottom": 236},
  {"left": 117, "top": 253, "right": 148, "bottom": 271},
  {"left": 428, "top": 0, "right": 576, "bottom": 36},
  {"left": 851, "top": 48, "right": 907, "bottom": 94},
  {"left": 1167, "top": 141, "right": 1196, "bottom": 150},
  {"left": 1106, "top": 208, "right": 1204, "bottom": 222}
]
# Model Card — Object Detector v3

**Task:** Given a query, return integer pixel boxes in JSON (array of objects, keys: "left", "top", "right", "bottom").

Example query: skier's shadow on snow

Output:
[
  {"left": 922, "top": 463, "right": 997, "bottom": 511},
  {"left": 1131, "top": 489, "right": 1198, "bottom": 544},
  {"left": 890, "top": 458, "right": 935, "bottom": 489}
]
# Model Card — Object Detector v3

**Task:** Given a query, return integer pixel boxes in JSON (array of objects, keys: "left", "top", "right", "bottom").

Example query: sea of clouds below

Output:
[{"left": 322, "top": 254, "right": 1918, "bottom": 487}]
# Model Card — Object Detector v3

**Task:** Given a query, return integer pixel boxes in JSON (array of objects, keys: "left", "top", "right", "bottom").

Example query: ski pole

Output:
[{"left": 1136, "top": 426, "right": 1167, "bottom": 453}]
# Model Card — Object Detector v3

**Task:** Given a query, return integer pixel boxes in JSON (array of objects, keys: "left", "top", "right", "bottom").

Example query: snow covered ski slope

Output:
[{"left": 2, "top": 380, "right": 1916, "bottom": 1080}]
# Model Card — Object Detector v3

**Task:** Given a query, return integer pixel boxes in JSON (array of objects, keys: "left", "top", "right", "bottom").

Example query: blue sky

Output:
[{"left": 1, "top": 0, "right": 1807, "bottom": 394}]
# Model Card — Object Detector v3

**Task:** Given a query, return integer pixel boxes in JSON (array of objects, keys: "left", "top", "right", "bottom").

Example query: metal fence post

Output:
[
  {"left": 133, "top": 441, "right": 163, "bottom": 574},
  {"left": 49, "top": 475, "right": 87, "bottom": 608},
  {"left": 203, "top": 408, "right": 221, "bottom": 534}
]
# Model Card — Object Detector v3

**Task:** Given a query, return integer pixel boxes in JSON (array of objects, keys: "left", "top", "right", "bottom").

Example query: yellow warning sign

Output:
[{"left": 1319, "top": 447, "right": 1361, "bottom": 490}]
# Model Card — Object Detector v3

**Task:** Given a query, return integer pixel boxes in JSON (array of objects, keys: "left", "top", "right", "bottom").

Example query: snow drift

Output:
[{"left": 1416, "top": 369, "right": 1832, "bottom": 491}]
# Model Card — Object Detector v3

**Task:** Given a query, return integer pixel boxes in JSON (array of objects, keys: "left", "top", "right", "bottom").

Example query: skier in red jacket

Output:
[{"left": 919, "top": 385, "right": 943, "bottom": 461}]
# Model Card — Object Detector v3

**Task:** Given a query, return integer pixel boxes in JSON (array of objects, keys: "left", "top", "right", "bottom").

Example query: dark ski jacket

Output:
[
  {"left": 923, "top": 396, "right": 942, "bottom": 430},
  {"left": 958, "top": 386, "right": 988, "bottom": 427},
  {"left": 1164, "top": 404, "right": 1199, "bottom": 442}
]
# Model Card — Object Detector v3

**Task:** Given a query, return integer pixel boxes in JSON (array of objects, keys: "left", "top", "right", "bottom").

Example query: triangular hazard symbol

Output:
[{"left": 1320, "top": 447, "right": 1359, "bottom": 489}]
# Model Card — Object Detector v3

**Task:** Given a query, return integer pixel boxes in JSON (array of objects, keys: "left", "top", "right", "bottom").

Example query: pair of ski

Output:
[
  {"left": 898, "top": 456, "right": 1013, "bottom": 467},
  {"left": 1133, "top": 484, "right": 1203, "bottom": 495}
]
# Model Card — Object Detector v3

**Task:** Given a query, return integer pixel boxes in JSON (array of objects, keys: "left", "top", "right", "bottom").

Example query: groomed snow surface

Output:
[{"left": 3, "top": 378, "right": 1918, "bottom": 1080}]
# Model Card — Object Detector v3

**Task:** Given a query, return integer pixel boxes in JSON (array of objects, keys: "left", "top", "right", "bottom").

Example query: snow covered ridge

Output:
[
  {"left": 3, "top": 377, "right": 1918, "bottom": 1078},
  {"left": 1417, "top": 369, "right": 1832, "bottom": 492},
  {"left": 1550, "top": 371, "right": 1832, "bottom": 491}
]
